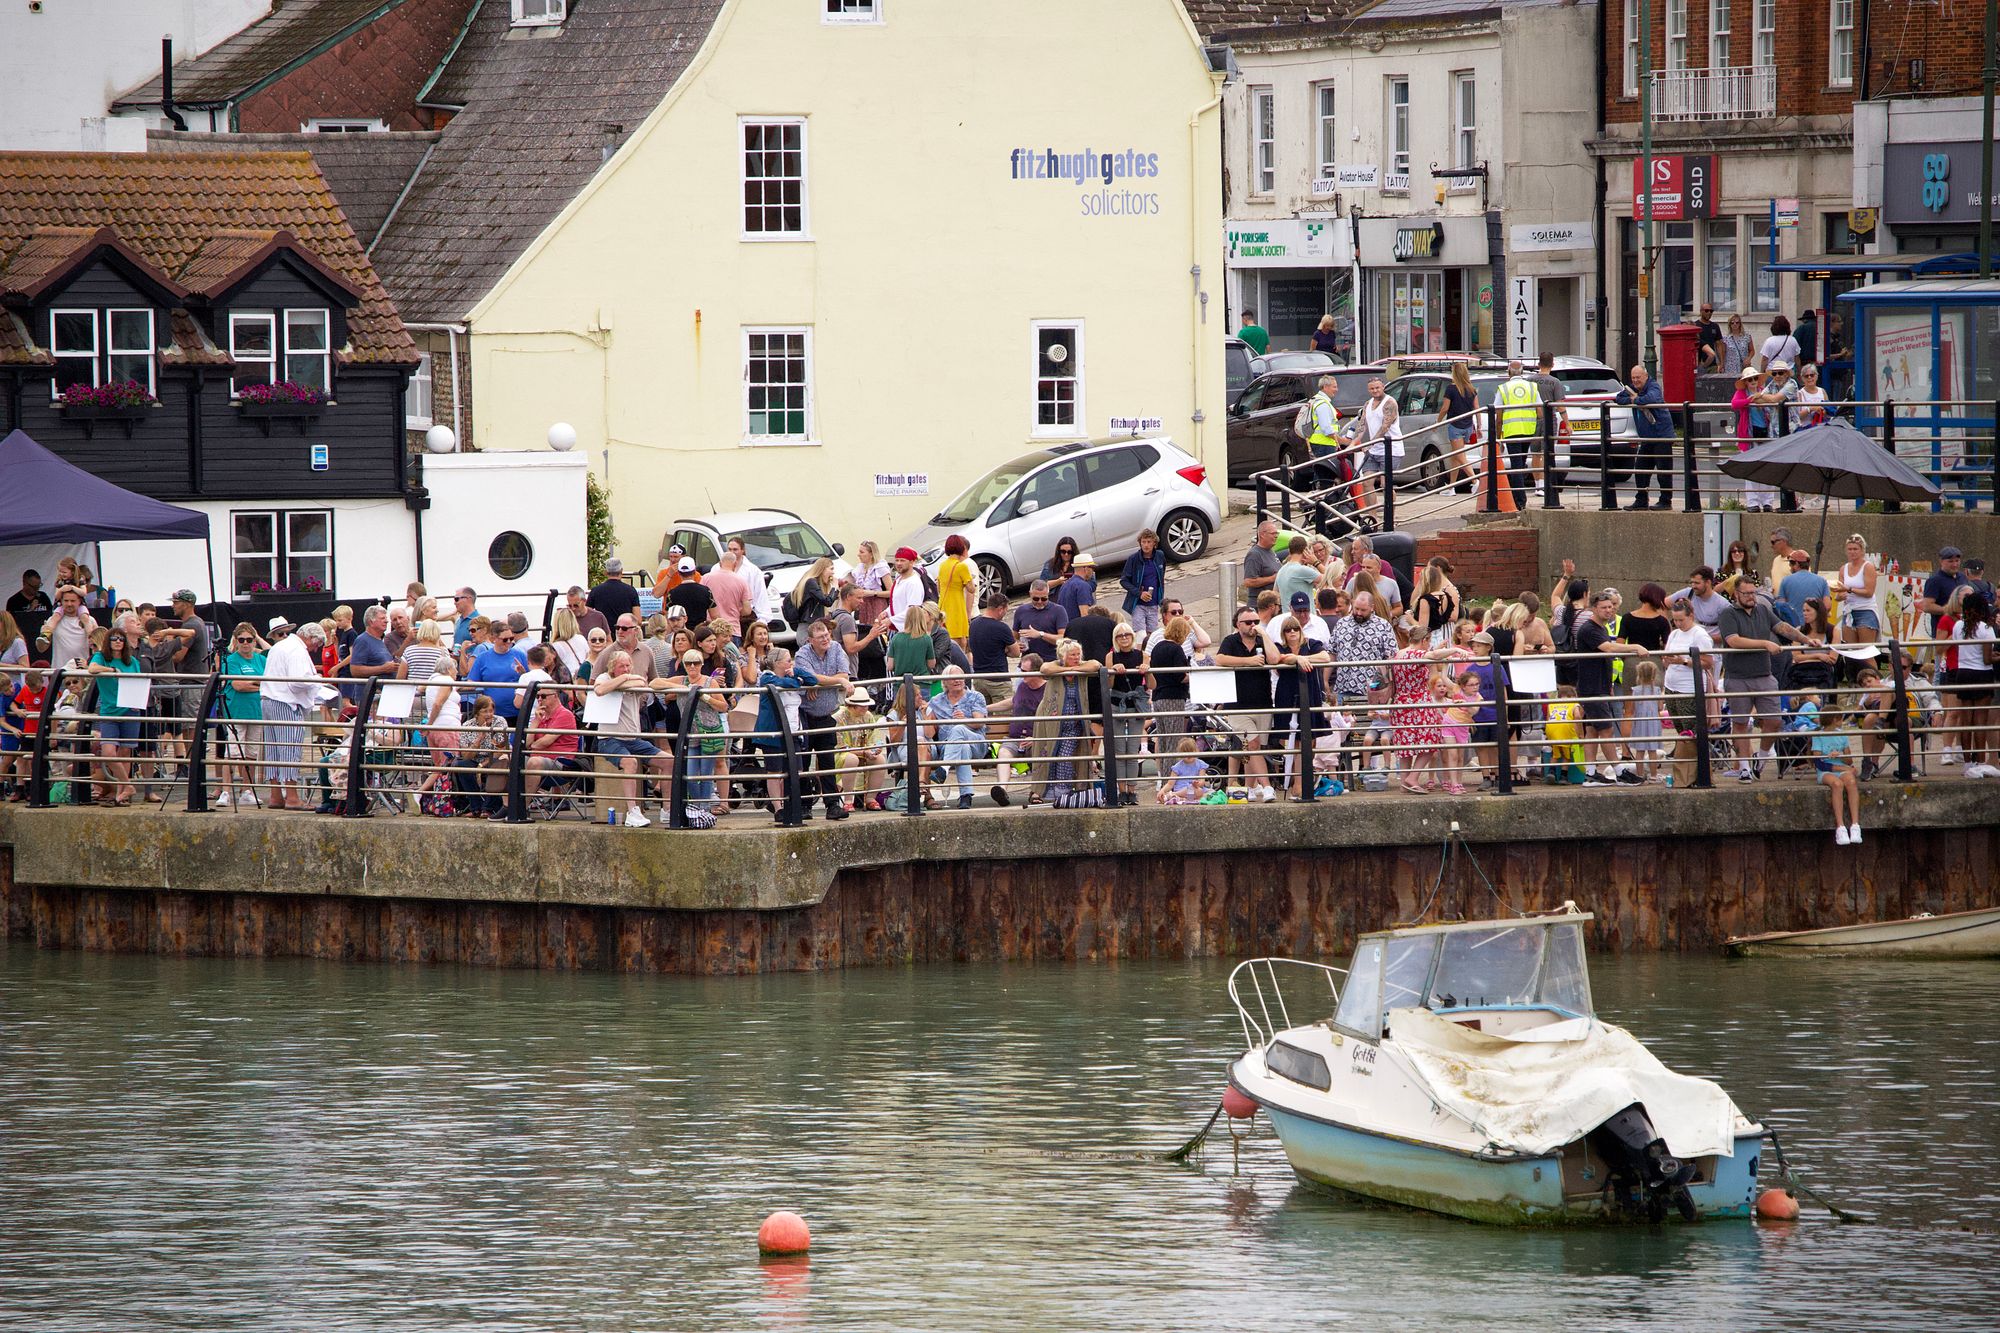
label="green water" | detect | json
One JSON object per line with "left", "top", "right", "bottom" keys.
{"left": 1, "top": 942, "right": 1996, "bottom": 1331}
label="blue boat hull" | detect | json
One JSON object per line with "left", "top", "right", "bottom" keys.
{"left": 1263, "top": 1103, "right": 1762, "bottom": 1226}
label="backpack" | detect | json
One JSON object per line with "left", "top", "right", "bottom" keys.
{"left": 919, "top": 564, "right": 940, "bottom": 603}
{"left": 1294, "top": 392, "right": 1332, "bottom": 441}
{"left": 1552, "top": 605, "right": 1577, "bottom": 653}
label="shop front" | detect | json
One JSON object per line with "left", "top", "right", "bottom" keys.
{"left": 1356, "top": 216, "right": 1492, "bottom": 359}
{"left": 1879, "top": 140, "right": 2000, "bottom": 257}
{"left": 1225, "top": 217, "right": 1357, "bottom": 355}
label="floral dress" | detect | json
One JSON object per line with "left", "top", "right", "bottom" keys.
{"left": 1389, "top": 646, "right": 1443, "bottom": 763}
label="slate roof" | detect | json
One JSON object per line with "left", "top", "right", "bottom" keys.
{"left": 1184, "top": 0, "right": 1383, "bottom": 38}
{"left": 113, "top": 0, "right": 418, "bottom": 110}
{"left": 0, "top": 151, "right": 417, "bottom": 367}
{"left": 371, "top": 0, "right": 728, "bottom": 324}
{"left": 148, "top": 130, "right": 441, "bottom": 245}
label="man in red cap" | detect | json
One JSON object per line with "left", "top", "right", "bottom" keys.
{"left": 890, "top": 546, "right": 927, "bottom": 622}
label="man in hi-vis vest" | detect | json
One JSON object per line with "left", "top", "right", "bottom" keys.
{"left": 1495, "top": 360, "right": 1542, "bottom": 512}
{"left": 1304, "top": 373, "right": 1341, "bottom": 490}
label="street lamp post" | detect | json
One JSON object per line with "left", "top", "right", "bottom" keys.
{"left": 1639, "top": 0, "right": 1657, "bottom": 374}
{"left": 1982, "top": 0, "right": 1997, "bottom": 278}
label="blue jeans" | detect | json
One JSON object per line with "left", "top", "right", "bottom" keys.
{"left": 686, "top": 753, "right": 716, "bottom": 805}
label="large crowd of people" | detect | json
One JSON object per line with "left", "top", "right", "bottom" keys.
{"left": 1, "top": 521, "right": 1992, "bottom": 845}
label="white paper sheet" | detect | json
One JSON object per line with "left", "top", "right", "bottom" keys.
{"left": 1506, "top": 657, "right": 1557, "bottom": 696}
{"left": 115, "top": 674, "right": 151, "bottom": 710}
{"left": 1189, "top": 669, "right": 1238, "bottom": 706}
{"left": 582, "top": 689, "right": 626, "bottom": 726}
{"left": 375, "top": 682, "right": 418, "bottom": 720}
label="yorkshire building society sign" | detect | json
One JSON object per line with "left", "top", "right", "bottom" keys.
{"left": 1224, "top": 218, "right": 1348, "bottom": 267}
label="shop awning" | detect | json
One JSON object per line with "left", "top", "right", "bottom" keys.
{"left": 1765, "top": 252, "right": 1980, "bottom": 277}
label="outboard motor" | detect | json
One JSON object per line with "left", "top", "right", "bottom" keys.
{"left": 1588, "top": 1104, "right": 1699, "bottom": 1222}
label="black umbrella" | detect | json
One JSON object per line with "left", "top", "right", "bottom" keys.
{"left": 1719, "top": 420, "right": 1941, "bottom": 563}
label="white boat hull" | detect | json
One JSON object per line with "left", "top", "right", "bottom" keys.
{"left": 1727, "top": 906, "right": 2000, "bottom": 958}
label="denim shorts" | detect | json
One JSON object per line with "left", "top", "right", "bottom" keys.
{"left": 596, "top": 734, "right": 661, "bottom": 760}
{"left": 1845, "top": 609, "right": 1880, "bottom": 631}
{"left": 95, "top": 718, "right": 139, "bottom": 742}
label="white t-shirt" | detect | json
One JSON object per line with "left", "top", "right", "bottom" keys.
{"left": 514, "top": 667, "right": 554, "bottom": 712}
{"left": 1663, "top": 624, "right": 1713, "bottom": 695}
{"left": 1759, "top": 334, "right": 1801, "bottom": 369}
{"left": 428, "top": 677, "right": 462, "bottom": 728}
{"left": 1951, "top": 620, "right": 1994, "bottom": 672}
{"left": 890, "top": 570, "right": 926, "bottom": 622}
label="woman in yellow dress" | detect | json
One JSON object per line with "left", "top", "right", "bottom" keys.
{"left": 937, "top": 534, "right": 976, "bottom": 648}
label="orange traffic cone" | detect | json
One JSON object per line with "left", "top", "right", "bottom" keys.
{"left": 1477, "top": 433, "right": 1518, "bottom": 514}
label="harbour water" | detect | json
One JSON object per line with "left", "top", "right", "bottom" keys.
{"left": 2, "top": 941, "right": 1996, "bottom": 1331}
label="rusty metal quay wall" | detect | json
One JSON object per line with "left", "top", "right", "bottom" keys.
{"left": 3, "top": 787, "right": 1994, "bottom": 975}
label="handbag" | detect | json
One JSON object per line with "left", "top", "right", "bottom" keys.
{"left": 727, "top": 696, "right": 762, "bottom": 733}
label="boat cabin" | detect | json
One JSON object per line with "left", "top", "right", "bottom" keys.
{"left": 1332, "top": 913, "right": 1595, "bottom": 1042}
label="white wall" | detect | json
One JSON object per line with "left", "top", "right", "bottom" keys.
{"left": 418, "top": 450, "right": 589, "bottom": 618}
{"left": 0, "top": 0, "right": 268, "bottom": 151}
{"left": 93, "top": 495, "right": 416, "bottom": 608}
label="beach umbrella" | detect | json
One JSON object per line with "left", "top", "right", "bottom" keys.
{"left": 1719, "top": 420, "right": 1940, "bottom": 563}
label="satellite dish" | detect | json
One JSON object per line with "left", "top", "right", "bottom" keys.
{"left": 423, "top": 425, "right": 456, "bottom": 454}
{"left": 548, "top": 422, "right": 577, "bottom": 452}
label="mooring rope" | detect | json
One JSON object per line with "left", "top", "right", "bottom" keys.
{"left": 1763, "top": 1126, "right": 1873, "bottom": 1224}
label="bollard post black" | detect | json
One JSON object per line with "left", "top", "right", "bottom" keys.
{"left": 767, "top": 681, "right": 803, "bottom": 827}
{"left": 185, "top": 668, "right": 223, "bottom": 813}
{"left": 1097, "top": 663, "right": 1121, "bottom": 807}
{"left": 342, "top": 676, "right": 383, "bottom": 817}
{"left": 1888, "top": 639, "right": 1915, "bottom": 783}
{"left": 669, "top": 680, "right": 700, "bottom": 829}
{"left": 1493, "top": 665, "right": 1514, "bottom": 796}
{"left": 1680, "top": 401, "right": 1699, "bottom": 511}
{"left": 900, "top": 674, "right": 924, "bottom": 816}
{"left": 1296, "top": 663, "right": 1316, "bottom": 804}
{"left": 1256, "top": 476, "right": 1269, "bottom": 528}
{"left": 502, "top": 681, "right": 537, "bottom": 824}
{"left": 1381, "top": 436, "right": 1397, "bottom": 533}
{"left": 25, "top": 667, "right": 62, "bottom": 808}
{"left": 1485, "top": 414, "right": 1502, "bottom": 512}
{"left": 1598, "top": 401, "right": 1616, "bottom": 511}
{"left": 1882, "top": 398, "right": 1902, "bottom": 512}
{"left": 1689, "top": 660, "right": 1714, "bottom": 789}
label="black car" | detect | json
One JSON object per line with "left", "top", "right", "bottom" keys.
{"left": 1226, "top": 365, "right": 1382, "bottom": 484}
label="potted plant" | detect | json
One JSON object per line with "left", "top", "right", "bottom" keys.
{"left": 59, "top": 380, "right": 158, "bottom": 437}
{"left": 243, "top": 576, "right": 326, "bottom": 601}
{"left": 236, "top": 380, "right": 331, "bottom": 434}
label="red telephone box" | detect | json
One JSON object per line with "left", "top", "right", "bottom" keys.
{"left": 1657, "top": 323, "right": 1700, "bottom": 402}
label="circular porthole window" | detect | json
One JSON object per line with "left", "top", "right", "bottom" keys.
{"left": 487, "top": 531, "right": 533, "bottom": 581}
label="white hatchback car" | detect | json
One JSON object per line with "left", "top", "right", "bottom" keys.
{"left": 902, "top": 436, "right": 1220, "bottom": 597}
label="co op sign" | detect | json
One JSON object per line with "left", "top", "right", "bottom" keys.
{"left": 1008, "top": 146, "right": 1164, "bottom": 217}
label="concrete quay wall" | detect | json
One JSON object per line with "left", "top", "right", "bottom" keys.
{"left": 3, "top": 785, "right": 1994, "bottom": 975}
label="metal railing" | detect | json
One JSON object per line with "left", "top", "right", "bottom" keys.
{"left": 1246, "top": 398, "right": 1998, "bottom": 534}
{"left": 1229, "top": 956, "right": 1346, "bottom": 1048}
{"left": 1651, "top": 65, "right": 1777, "bottom": 121}
{"left": 8, "top": 638, "right": 1990, "bottom": 823}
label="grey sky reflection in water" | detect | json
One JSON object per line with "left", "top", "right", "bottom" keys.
{"left": 0, "top": 944, "right": 1995, "bottom": 1332}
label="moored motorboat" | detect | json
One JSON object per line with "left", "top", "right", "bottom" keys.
{"left": 1227, "top": 906, "right": 1765, "bottom": 1225}
{"left": 1726, "top": 906, "right": 2000, "bottom": 958}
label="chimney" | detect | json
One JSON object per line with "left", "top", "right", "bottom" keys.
{"left": 162, "top": 37, "right": 189, "bottom": 132}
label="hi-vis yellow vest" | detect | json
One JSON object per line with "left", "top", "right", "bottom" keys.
{"left": 1497, "top": 376, "right": 1541, "bottom": 438}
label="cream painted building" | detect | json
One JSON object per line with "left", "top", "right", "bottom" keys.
{"left": 1212, "top": 0, "right": 1598, "bottom": 360}
{"left": 420, "top": 0, "right": 1226, "bottom": 561}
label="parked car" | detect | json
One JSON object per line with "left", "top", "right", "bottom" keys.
{"left": 1379, "top": 370, "right": 1507, "bottom": 490}
{"left": 658, "top": 509, "right": 844, "bottom": 644}
{"left": 1543, "top": 356, "right": 1637, "bottom": 464}
{"left": 1259, "top": 349, "right": 1343, "bottom": 373}
{"left": 903, "top": 437, "right": 1220, "bottom": 598}
{"left": 1226, "top": 365, "right": 1383, "bottom": 483}
{"left": 1224, "top": 336, "right": 1265, "bottom": 396}
{"left": 1383, "top": 356, "right": 1634, "bottom": 488}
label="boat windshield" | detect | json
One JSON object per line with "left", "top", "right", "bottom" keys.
{"left": 1337, "top": 921, "right": 1595, "bottom": 1039}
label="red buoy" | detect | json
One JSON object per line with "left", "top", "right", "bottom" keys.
{"left": 758, "top": 1210, "right": 812, "bottom": 1255}
{"left": 1222, "top": 1086, "right": 1258, "bottom": 1120}
{"left": 1755, "top": 1189, "right": 1800, "bottom": 1221}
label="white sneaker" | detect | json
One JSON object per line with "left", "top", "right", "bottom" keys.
{"left": 215, "top": 791, "right": 232, "bottom": 807}
{"left": 240, "top": 790, "right": 259, "bottom": 807}
{"left": 1259, "top": 785, "right": 1278, "bottom": 802}
{"left": 658, "top": 806, "right": 672, "bottom": 825}
{"left": 1834, "top": 825, "right": 1851, "bottom": 846}
{"left": 1941, "top": 746, "right": 1962, "bottom": 766}
{"left": 1848, "top": 823, "right": 1863, "bottom": 844}
{"left": 624, "top": 806, "right": 651, "bottom": 828}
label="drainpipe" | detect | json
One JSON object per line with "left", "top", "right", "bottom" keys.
{"left": 404, "top": 320, "right": 466, "bottom": 449}
{"left": 160, "top": 38, "right": 188, "bottom": 131}
{"left": 1190, "top": 85, "right": 1225, "bottom": 492}
{"left": 1594, "top": 0, "right": 1609, "bottom": 363}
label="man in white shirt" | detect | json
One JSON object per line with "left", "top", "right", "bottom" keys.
{"left": 889, "top": 546, "right": 926, "bottom": 622}
{"left": 1354, "top": 378, "right": 1403, "bottom": 515}
{"left": 259, "top": 619, "right": 327, "bottom": 811}
{"left": 725, "top": 536, "right": 780, "bottom": 626}
{"left": 1142, "top": 596, "right": 1213, "bottom": 660}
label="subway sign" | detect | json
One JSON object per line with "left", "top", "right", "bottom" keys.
{"left": 1632, "top": 154, "right": 1716, "bottom": 221}
{"left": 1393, "top": 221, "right": 1444, "bottom": 262}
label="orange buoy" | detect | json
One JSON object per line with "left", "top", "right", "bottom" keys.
{"left": 1755, "top": 1189, "right": 1800, "bottom": 1221}
{"left": 1222, "top": 1086, "right": 1258, "bottom": 1120}
{"left": 758, "top": 1210, "right": 812, "bottom": 1255}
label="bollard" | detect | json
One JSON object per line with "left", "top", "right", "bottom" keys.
{"left": 1381, "top": 435, "right": 1397, "bottom": 534}
{"left": 25, "top": 666, "right": 63, "bottom": 808}
{"left": 342, "top": 676, "right": 384, "bottom": 817}
{"left": 1888, "top": 639, "right": 1915, "bottom": 783}
{"left": 1882, "top": 398, "right": 1901, "bottom": 513}
{"left": 767, "top": 681, "right": 804, "bottom": 827}
{"left": 900, "top": 673, "right": 924, "bottom": 817}
{"left": 1680, "top": 401, "right": 1699, "bottom": 512}
{"left": 1598, "top": 400, "right": 1616, "bottom": 512}
{"left": 185, "top": 668, "right": 223, "bottom": 813}
{"left": 1097, "top": 662, "right": 1121, "bottom": 807}
{"left": 502, "top": 681, "right": 538, "bottom": 824}
{"left": 1689, "top": 660, "right": 1714, "bottom": 789}
{"left": 669, "top": 680, "right": 700, "bottom": 829}
{"left": 1295, "top": 663, "right": 1318, "bottom": 804}
{"left": 1493, "top": 665, "right": 1514, "bottom": 796}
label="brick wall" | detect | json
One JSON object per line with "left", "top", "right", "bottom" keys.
{"left": 239, "top": 0, "right": 474, "bottom": 133}
{"left": 406, "top": 329, "right": 473, "bottom": 451}
{"left": 1864, "top": 1, "right": 1988, "bottom": 100}
{"left": 1604, "top": 0, "right": 1857, "bottom": 125}
{"left": 1415, "top": 527, "right": 1540, "bottom": 602}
